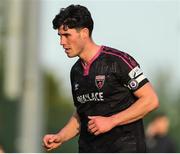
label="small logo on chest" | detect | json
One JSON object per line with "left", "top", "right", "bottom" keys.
{"left": 74, "top": 83, "right": 79, "bottom": 91}
{"left": 95, "top": 75, "right": 105, "bottom": 89}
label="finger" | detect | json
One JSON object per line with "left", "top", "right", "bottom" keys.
{"left": 88, "top": 123, "right": 96, "bottom": 130}
{"left": 52, "top": 142, "right": 62, "bottom": 149}
{"left": 94, "top": 130, "right": 101, "bottom": 136}
{"left": 43, "top": 137, "right": 50, "bottom": 147}
{"left": 47, "top": 147, "right": 52, "bottom": 151}
{"left": 52, "top": 136, "right": 60, "bottom": 143}
{"left": 43, "top": 140, "right": 51, "bottom": 148}
{"left": 90, "top": 127, "right": 98, "bottom": 133}
{"left": 42, "top": 142, "right": 47, "bottom": 148}
{"left": 43, "top": 135, "right": 55, "bottom": 146}
{"left": 46, "top": 142, "right": 62, "bottom": 152}
{"left": 88, "top": 119, "right": 94, "bottom": 125}
{"left": 46, "top": 142, "right": 59, "bottom": 151}
{"left": 43, "top": 144, "right": 52, "bottom": 151}
{"left": 88, "top": 116, "right": 96, "bottom": 119}
{"left": 43, "top": 142, "right": 52, "bottom": 149}
{"left": 44, "top": 137, "right": 55, "bottom": 149}
{"left": 49, "top": 137, "right": 55, "bottom": 143}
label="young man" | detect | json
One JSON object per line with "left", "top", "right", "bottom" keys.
{"left": 43, "top": 4, "right": 159, "bottom": 152}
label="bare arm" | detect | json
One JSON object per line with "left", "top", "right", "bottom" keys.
{"left": 43, "top": 111, "right": 80, "bottom": 151}
{"left": 111, "top": 82, "right": 159, "bottom": 125}
{"left": 59, "top": 111, "right": 81, "bottom": 141}
{"left": 88, "top": 83, "right": 159, "bottom": 135}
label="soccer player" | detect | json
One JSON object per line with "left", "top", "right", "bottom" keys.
{"left": 42, "top": 4, "right": 159, "bottom": 152}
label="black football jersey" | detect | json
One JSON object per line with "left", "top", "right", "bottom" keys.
{"left": 70, "top": 46, "right": 148, "bottom": 152}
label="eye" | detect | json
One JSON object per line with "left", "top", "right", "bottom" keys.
{"left": 64, "top": 34, "right": 70, "bottom": 38}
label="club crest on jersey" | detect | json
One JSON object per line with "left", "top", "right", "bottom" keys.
{"left": 95, "top": 75, "right": 105, "bottom": 89}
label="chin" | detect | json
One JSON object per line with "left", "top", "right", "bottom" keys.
{"left": 67, "top": 54, "right": 77, "bottom": 58}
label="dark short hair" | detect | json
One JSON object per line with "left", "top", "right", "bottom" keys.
{"left": 52, "top": 4, "right": 94, "bottom": 36}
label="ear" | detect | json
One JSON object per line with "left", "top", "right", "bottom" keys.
{"left": 80, "top": 28, "right": 89, "bottom": 39}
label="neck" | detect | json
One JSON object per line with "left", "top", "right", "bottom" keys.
{"left": 79, "top": 40, "right": 101, "bottom": 64}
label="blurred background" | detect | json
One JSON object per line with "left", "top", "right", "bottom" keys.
{"left": 0, "top": 0, "right": 180, "bottom": 152}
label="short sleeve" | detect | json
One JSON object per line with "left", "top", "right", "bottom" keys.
{"left": 117, "top": 53, "right": 149, "bottom": 92}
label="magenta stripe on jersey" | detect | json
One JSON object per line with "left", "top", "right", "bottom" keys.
{"left": 102, "top": 51, "right": 134, "bottom": 69}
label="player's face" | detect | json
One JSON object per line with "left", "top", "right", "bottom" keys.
{"left": 58, "top": 26, "right": 85, "bottom": 58}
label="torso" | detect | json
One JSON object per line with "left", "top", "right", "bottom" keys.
{"left": 70, "top": 46, "right": 148, "bottom": 152}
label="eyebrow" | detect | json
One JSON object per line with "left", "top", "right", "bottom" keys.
{"left": 58, "top": 32, "right": 70, "bottom": 36}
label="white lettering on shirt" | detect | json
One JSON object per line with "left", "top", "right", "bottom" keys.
{"left": 77, "top": 92, "right": 104, "bottom": 104}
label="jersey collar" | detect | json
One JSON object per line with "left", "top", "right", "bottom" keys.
{"left": 81, "top": 45, "right": 103, "bottom": 76}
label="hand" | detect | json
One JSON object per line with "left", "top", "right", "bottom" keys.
{"left": 87, "top": 116, "right": 115, "bottom": 136}
{"left": 42, "top": 133, "right": 64, "bottom": 151}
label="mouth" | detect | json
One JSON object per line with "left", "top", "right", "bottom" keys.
{"left": 64, "top": 47, "right": 71, "bottom": 53}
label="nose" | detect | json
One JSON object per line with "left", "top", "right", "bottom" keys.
{"left": 60, "top": 36, "right": 66, "bottom": 46}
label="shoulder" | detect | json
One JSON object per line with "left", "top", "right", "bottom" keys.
{"left": 101, "top": 46, "right": 139, "bottom": 69}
